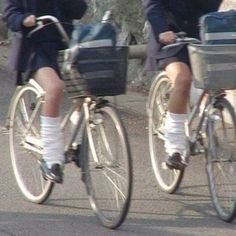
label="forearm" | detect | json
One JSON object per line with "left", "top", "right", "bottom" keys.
{"left": 2, "top": 0, "right": 31, "bottom": 32}
{"left": 144, "top": 0, "right": 169, "bottom": 40}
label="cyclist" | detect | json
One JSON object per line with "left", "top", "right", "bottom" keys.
{"left": 3, "top": 0, "right": 87, "bottom": 183}
{"left": 143, "top": 0, "right": 222, "bottom": 170}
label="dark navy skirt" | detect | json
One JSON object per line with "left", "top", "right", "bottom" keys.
{"left": 28, "top": 42, "right": 61, "bottom": 76}
{"left": 157, "top": 46, "right": 190, "bottom": 70}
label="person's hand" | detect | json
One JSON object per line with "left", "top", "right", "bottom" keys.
{"left": 23, "top": 15, "right": 36, "bottom": 27}
{"left": 159, "top": 31, "right": 176, "bottom": 44}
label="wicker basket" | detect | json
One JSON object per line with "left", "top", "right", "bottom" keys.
{"left": 188, "top": 44, "right": 236, "bottom": 90}
{"left": 59, "top": 46, "right": 128, "bottom": 98}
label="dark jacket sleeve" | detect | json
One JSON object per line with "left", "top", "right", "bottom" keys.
{"left": 144, "top": 0, "right": 169, "bottom": 40}
{"left": 60, "top": 0, "right": 87, "bottom": 20}
{"left": 2, "top": 0, "right": 31, "bottom": 32}
{"left": 198, "top": 0, "right": 223, "bottom": 13}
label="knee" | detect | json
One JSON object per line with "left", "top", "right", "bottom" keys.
{"left": 166, "top": 63, "right": 192, "bottom": 91}
{"left": 45, "top": 80, "right": 64, "bottom": 99}
{"left": 176, "top": 73, "right": 192, "bottom": 90}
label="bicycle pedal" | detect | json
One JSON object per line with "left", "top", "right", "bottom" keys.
{"left": 190, "top": 140, "right": 205, "bottom": 155}
{"left": 190, "top": 146, "right": 205, "bottom": 155}
{"left": 65, "top": 146, "right": 80, "bottom": 166}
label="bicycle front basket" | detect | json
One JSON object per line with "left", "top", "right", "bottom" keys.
{"left": 188, "top": 44, "right": 236, "bottom": 90}
{"left": 60, "top": 46, "right": 128, "bottom": 98}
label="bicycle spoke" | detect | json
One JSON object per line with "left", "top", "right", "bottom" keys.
{"left": 103, "top": 170, "right": 126, "bottom": 200}
{"left": 206, "top": 98, "right": 236, "bottom": 222}
{"left": 9, "top": 85, "right": 53, "bottom": 203}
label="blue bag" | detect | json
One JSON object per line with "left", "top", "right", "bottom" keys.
{"left": 62, "top": 22, "right": 128, "bottom": 98}
{"left": 200, "top": 10, "right": 236, "bottom": 44}
{"left": 70, "top": 22, "right": 117, "bottom": 47}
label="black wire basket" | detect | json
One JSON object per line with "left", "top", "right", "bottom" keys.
{"left": 59, "top": 46, "right": 129, "bottom": 98}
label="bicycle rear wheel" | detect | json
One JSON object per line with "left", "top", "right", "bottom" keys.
{"left": 148, "top": 72, "right": 184, "bottom": 193}
{"left": 206, "top": 97, "right": 236, "bottom": 222}
{"left": 9, "top": 84, "right": 54, "bottom": 203}
{"left": 82, "top": 103, "right": 132, "bottom": 229}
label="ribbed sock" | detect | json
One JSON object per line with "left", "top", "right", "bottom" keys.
{"left": 164, "top": 112, "right": 187, "bottom": 156}
{"left": 41, "top": 116, "right": 64, "bottom": 168}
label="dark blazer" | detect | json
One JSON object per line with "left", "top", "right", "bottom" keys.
{"left": 143, "top": 0, "right": 223, "bottom": 70}
{"left": 2, "top": 0, "right": 87, "bottom": 80}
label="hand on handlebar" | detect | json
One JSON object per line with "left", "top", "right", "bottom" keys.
{"left": 23, "top": 15, "right": 36, "bottom": 27}
{"left": 26, "top": 11, "right": 115, "bottom": 45}
{"left": 26, "top": 15, "right": 70, "bottom": 45}
{"left": 160, "top": 32, "right": 200, "bottom": 50}
{"left": 159, "top": 31, "right": 176, "bottom": 44}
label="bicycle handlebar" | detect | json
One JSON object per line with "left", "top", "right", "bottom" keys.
{"left": 27, "top": 15, "right": 70, "bottom": 46}
{"left": 162, "top": 32, "right": 201, "bottom": 50}
{"left": 27, "top": 10, "right": 114, "bottom": 47}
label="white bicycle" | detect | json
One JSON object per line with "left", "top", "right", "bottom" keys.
{"left": 7, "top": 14, "right": 133, "bottom": 229}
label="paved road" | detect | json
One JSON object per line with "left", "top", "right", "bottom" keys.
{"left": 0, "top": 45, "right": 236, "bottom": 235}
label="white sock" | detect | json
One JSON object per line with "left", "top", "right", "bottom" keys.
{"left": 41, "top": 116, "right": 64, "bottom": 168}
{"left": 70, "top": 111, "right": 85, "bottom": 145}
{"left": 164, "top": 112, "right": 187, "bottom": 157}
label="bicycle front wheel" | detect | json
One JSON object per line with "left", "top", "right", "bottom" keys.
{"left": 82, "top": 103, "right": 132, "bottom": 229}
{"left": 206, "top": 97, "right": 236, "bottom": 222}
{"left": 148, "top": 72, "right": 184, "bottom": 193}
{"left": 9, "top": 84, "right": 54, "bottom": 203}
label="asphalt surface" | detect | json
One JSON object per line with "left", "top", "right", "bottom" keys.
{"left": 0, "top": 44, "right": 236, "bottom": 235}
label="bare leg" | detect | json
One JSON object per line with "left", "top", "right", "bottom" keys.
{"left": 34, "top": 67, "right": 64, "bottom": 116}
{"left": 34, "top": 67, "right": 65, "bottom": 183}
{"left": 164, "top": 62, "right": 192, "bottom": 169}
{"left": 166, "top": 62, "right": 192, "bottom": 114}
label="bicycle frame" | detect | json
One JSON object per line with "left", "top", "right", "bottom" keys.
{"left": 186, "top": 90, "right": 206, "bottom": 145}
{"left": 186, "top": 89, "right": 226, "bottom": 156}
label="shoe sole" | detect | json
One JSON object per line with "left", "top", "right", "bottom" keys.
{"left": 42, "top": 172, "right": 63, "bottom": 184}
{"left": 165, "top": 160, "right": 186, "bottom": 170}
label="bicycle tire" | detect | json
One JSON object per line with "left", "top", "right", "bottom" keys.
{"left": 206, "top": 97, "right": 236, "bottom": 222}
{"left": 81, "top": 103, "right": 132, "bottom": 229}
{"left": 148, "top": 72, "right": 184, "bottom": 193}
{"left": 9, "top": 84, "right": 54, "bottom": 203}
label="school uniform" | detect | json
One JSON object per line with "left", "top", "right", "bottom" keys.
{"left": 143, "top": 0, "right": 223, "bottom": 70}
{"left": 3, "top": 0, "right": 87, "bottom": 84}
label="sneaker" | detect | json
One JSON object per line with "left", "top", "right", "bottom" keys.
{"left": 41, "top": 163, "right": 63, "bottom": 184}
{"left": 165, "top": 152, "right": 186, "bottom": 170}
